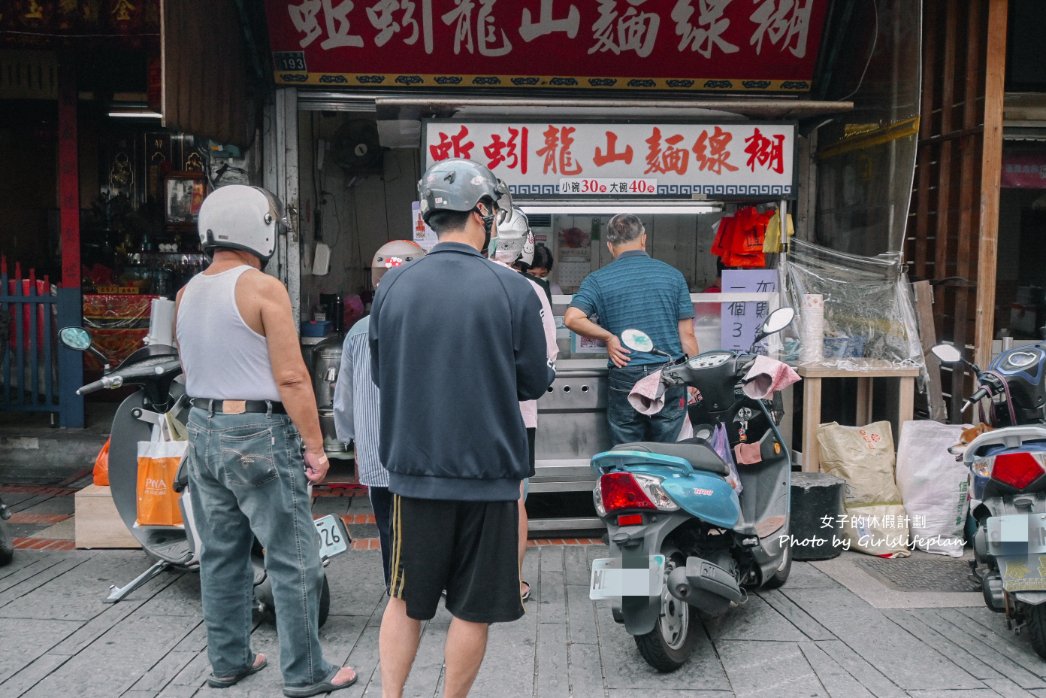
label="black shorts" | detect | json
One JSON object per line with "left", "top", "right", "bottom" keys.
{"left": 389, "top": 494, "right": 523, "bottom": 623}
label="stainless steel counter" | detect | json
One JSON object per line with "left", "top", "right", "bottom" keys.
{"left": 531, "top": 359, "right": 610, "bottom": 531}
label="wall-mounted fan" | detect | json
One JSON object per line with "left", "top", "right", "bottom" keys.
{"left": 331, "top": 119, "right": 384, "bottom": 176}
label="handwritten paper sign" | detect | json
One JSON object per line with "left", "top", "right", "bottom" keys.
{"left": 721, "top": 269, "right": 778, "bottom": 352}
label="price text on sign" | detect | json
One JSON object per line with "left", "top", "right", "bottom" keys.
{"left": 559, "top": 179, "right": 658, "bottom": 195}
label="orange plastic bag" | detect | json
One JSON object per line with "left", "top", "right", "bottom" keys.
{"left": 93, "top": 437, "right": 111, "bottom": 486}
{"left": 135, "top": 418, "right": 186, "bottom": 527}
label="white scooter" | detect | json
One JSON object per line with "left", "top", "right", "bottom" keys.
{"left": 59, "top": 326, "right": 347, "bottom": 625}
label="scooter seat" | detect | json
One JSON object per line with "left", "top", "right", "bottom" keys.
{"left": 611, "top": 438, "right": 729, "bottom": 476}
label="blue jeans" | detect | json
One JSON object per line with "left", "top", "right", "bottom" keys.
{"left": 186, "top": 408, "right": 336, "bottom": 688}
{"left": 607, "top": 364, "right": 686, "bottom": 445}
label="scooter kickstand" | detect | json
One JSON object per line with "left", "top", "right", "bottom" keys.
{"left": 105, "top": 560, "right": 171, "bottom": 603}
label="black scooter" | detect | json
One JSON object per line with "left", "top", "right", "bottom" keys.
{"left": 933, "top": 341, "right": 1046, "bottom": 658}
{"left": 59, "top": 326, "right": 346, "bottom": 625}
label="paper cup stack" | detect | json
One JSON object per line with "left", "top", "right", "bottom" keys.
{"left": 800, "top": 294, "right": 824, "bottom": 363}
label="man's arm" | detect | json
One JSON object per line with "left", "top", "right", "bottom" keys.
{"left": 564, "top": 307, "right": 630, "bottom": 368}
{"left": 368, "top": 287, "right": 384, "bottom": 389}
{"left": 254, "top": 274, "right": 329, "bottom": 483}
{"left": 516, "top": 291, "right": 556, "bottom": 401}
{"left": 678, "top": 318, "right": 698, "bottom": 357}
{"left": 332, "top": 332, "right": 355, "bottom": 445}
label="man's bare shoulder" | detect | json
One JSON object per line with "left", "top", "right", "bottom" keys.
{"left": 238, "top": 268, "right": 287, "bottom": 298}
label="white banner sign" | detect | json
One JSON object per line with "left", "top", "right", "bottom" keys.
{"left": 423, "top": 120, "right": 795, "bottom": 200}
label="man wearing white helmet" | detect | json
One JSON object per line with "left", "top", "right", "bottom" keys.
{"left": 333, "top": 239, "right": 426, "bottom": 592}
{"left": 490, "top": 206, "right": 558, "bottom": 604}
{"left": 175, "top": 185, "right": 357, "bottom": 696}
{"left": 371, "top": 160, "right": 554, "bottom": 697}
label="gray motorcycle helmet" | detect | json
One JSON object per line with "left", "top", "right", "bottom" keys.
{"left": 417, "top": 159, "right": 510, "bottom": 224}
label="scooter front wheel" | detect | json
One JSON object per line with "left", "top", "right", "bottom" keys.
{"left": 634, "top": 549, "right": 696, "bottom": 672}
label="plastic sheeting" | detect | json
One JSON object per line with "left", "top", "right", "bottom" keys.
{"left": 784, "top": 239, "right": 923, "bottom": 371}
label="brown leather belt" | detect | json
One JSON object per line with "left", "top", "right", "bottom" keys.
{"left": 190, "top": 398, "right": 286, "bottom": 415}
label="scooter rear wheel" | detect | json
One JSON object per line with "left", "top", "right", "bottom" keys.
{"left": 0, "top": 521, "right": 12, "bottom": 567}
{"left": 634, "top": 550, "right": 696, "bottom": 672}
{"left": 255, "top": 574, "right": 332, "bottom": 628}
{"left": 1028, "top": 603, "right": 1046, "bottom": 659}
{"left": 761, "top": 543, "right": 792, "bottom": 590}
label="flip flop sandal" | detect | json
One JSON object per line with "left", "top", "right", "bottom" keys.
{"left": 207, "top": 653, "right": 267, "bottom": 688}
{"left": 283, "top": 667, "right": 359, "bottom": 697}
{"left": 521, "top": 580, "right": 531, "bottom": 602}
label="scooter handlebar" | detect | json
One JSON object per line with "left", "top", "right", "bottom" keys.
{"left": 76, "top": 375, "right": 123, "bottom": 395}
{"left": 75, "top": 359, "right": 178, "bottom": 395}
{"left": 961, "top": 386, "right": 990, "bottom": 415}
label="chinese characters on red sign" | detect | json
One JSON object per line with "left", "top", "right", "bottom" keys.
{"left": 424, "top": 121, "right": 794, "bottom": 195}
{"left": 265, "top": 1, "right": 829, "bottom": 91}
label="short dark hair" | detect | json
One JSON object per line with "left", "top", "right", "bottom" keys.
{"left": 531, "top": 243, "right": 554, "bottom": 271}
{"left": 426, "top": 209, "right": 471, "bottom": 236}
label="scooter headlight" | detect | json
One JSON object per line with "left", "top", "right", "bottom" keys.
{"left": 632, "top": 473, "right": 679, "bottom": 511}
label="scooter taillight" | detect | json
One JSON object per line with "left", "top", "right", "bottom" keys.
{"left": 988, "top": 452, "right": 1046, "bottom": 490}
{"left": 599, "top": 472, "right": 657, "bottom": 513}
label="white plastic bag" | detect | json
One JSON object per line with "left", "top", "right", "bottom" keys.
{"left": 895, "top": 420, "right": 969, "bottom": 557}
{"left": 711, "top": 423, "right": 742, "bottom": 493}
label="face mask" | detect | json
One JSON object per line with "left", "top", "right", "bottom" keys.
{"left": 486, "top": 234, "right": 499, "bottom": 259}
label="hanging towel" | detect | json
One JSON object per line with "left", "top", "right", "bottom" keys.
{"left": 627, "top": 370, "right": 666, "bottom": 415}
{"left": 742, "top": 355, "right": 801, "bottom": 399}
{"left": 734, "top": 441, "right": 763, "bottom": 465}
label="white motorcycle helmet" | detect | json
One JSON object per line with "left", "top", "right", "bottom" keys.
{"left": 197, "top": 185, "right": 284, "bottom": 263}
{"left": 491, "top": 206, "right": 535, "bottom": 267}
{"left": 371, "top": 239, "right": 426, "bottom": 287}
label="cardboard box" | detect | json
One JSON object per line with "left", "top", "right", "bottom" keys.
{"left": 75, "top": 484, "right": 141, "bottom": 549}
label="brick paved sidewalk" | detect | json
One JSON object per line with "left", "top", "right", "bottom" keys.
{"left": 2, "top": 475, "right": 1045, "bottom": 696}
{"left": 1, "top": 541, "right": 1045, "bottom": 696}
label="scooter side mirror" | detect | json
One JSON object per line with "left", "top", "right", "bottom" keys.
{"left": 751, "top": 307, "right": 796, "bottom": 347}
{"left": 59, "top": 326, "right": 92, "bottom": 350}
{"left": 620, "top": 328, "right": 654, "bottom": 353}
{"left": 619, "top": 328, "right": 674, "bottom": 360}
{"left": 59, "top": 326, "right": 111, "bottom": 368}
{"left": 930, "top": 344, "right": 963, "bottom": 364}
{"left": 760, "top": 307, "right": 795, "bottom": 336}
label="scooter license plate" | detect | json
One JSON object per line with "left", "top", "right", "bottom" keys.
{"left": 589, "top": 555, "right": 665, "bottom": 600}
{"left": 314, "top": 514, "right": 350, "bottom": 559}
{"left": 999, "top": 554, "right": 1046, "bottom": 592}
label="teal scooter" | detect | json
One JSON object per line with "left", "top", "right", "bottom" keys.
{"left": 589, "top": 307, "right": 796, "bottom": 672}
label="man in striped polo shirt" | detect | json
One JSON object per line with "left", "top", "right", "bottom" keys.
{"left": 333, "top": 240, "right": 426, "bottom": 592}
{"left": 565, "top": 213, "right": 698, "bottom": 445}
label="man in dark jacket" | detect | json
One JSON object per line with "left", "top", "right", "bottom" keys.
{"left": 370, "top": 159, "right": 554, "bottom": 698}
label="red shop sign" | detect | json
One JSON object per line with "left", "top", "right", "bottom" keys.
{"left": 1002, "top": 150, "right": 1046, "bottom": 189}
{"left": 264, "top": 0, "right": 829, "bottom": 93}
{"left": 423, "top": 120, "right": 796, "bottom": 199}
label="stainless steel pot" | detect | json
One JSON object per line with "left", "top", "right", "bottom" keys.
{"left": 311, "top": 335, "right": 343, "bottom": 411}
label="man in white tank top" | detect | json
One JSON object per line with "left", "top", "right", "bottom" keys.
{"left": 175, "top": 186, "right": 357, "bottom": 697}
